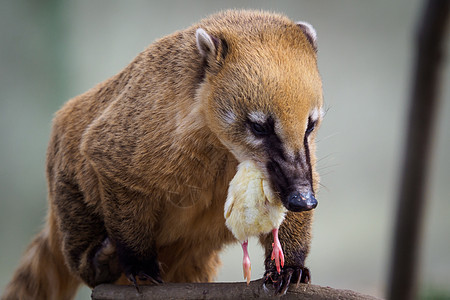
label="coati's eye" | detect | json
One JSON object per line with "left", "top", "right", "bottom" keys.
{"left": 250, "top": 122, "right": 269, "bottom": 136}
{"left": 306, "top": 117, "right": 316, "bottom": 135}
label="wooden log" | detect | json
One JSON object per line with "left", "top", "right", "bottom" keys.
{"left": 92, "top": 280, "right": 380, "bottom": 299}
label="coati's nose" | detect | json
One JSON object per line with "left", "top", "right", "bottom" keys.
{"left": 287, "top": 191, "right": 318, "bottom": 212}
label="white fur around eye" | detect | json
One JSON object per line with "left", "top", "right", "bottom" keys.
{"left": 310, "top": 107, "right": 324, "bottom": 122}
{"left": 223, "top": 111, "right": 237, "bottom": 126}
{"left": 247, "top": 111, "right": 267, "bottom": 124}
{"left": 246, "top": 111, "right": 267, "bottom": 146}
{"left": 245, "top": 133, "right": 264, "bottom": 147}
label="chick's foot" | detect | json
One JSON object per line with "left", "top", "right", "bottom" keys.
{"left": 270, "top": 228, "right": 284, "bottom": 274}
{"left": 241, "top": 240, "right": 251, "bottom": 285}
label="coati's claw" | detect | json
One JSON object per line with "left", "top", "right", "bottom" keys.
{"left": 125, "top": 270, "right": 163, "bottom": 294}
{"left": 267, "top": 268, "right": 293, "bottom": 296}
{"left": 293, "top": 268, "right": 302, "bottom": 287}
{"left": 298, "top": 266, "right": 311, "bottom": 284}
{"left": 116, "top": 242, "right": 162, "bottom": 291}
{"left": 126, "top": 272, "right": 141, "bottom": 293}
{"left": 263, "top": 266, "right": 311, "bottom": 296}
{"left": 137, "top": 271, "right": 163, "bottom": 285}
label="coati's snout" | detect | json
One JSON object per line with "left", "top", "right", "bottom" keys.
{"left": 287, "top": 191, "right": 317, "bottom": 212}
{"left": 266, "top": 155, "right": 318, "bottom": 213}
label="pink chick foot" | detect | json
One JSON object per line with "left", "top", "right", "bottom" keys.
{"left": 271, "top": 228, "right": 284, "bottom": 274}
{"left": 242, "top": 240, "right": 251, "bottom": 285}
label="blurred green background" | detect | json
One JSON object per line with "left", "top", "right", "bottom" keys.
{"left": 1, "top": 1, "right": 449, "bottom": 299}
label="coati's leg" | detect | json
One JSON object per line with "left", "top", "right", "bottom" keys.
{"left": 99, "top": 180, "right": 162, "bottom": 288}
{"left": 158, "top": 240, "right": 222, "bottom": 282}
{"left": 259, "top": 210, "right": 313, "bottom": 295}
{"left": 52, "top": 175, "right": 122, "bottom": 287}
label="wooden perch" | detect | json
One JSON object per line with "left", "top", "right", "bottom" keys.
{"left": 92, "top": 280, "right": 379, "bottom": 299}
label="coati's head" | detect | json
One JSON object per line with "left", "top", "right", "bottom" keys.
{"left": 195, "top": 11, "right": 323, "bottom": 212}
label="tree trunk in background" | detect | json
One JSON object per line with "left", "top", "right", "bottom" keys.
{"left": 387, "top": 0, "right": 449, "bottom": 299}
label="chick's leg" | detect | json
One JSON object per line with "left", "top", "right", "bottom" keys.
{"left": 271, "top": 228, "right": 284, "bottom": 274}
{"left": 242, "top": 240, "right": 251, "bottom": 285}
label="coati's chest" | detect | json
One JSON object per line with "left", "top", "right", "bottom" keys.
{"left": 154, "top": 152, "right": 237, "bottom": 248}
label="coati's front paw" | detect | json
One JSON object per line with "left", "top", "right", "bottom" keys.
{"left": 123, "top": 262, "right": 163, "bottom": 292}
{"left": 92, "top": 237, "right": 122, "bottom": 285}
{"left": 116, "top": 242, "right": 162, "bottom": 292}
{"left": 263, "top": 266, "right": 311, "bottom": 296}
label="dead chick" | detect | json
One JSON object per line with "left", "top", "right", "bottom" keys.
{"left": 224, "top": 160, "right": 287, "bottom": 285}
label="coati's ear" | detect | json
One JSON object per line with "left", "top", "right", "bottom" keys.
{"left": 196, "top": 28, "right": 228, "bottom": 73}
{"left": 296, "top": 21, "right": 318, "bottom": 52}
{"left": 196, "top": 28, "right": 216, "bottom": 58}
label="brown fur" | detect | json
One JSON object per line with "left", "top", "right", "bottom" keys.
{"left": 2, "top": 214, "right": 80, "bottom": 300}
{"left": 2, "top": 10, "right": 322, "bottom": 299}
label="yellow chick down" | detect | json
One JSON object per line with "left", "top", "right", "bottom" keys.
{"left": 224, "top": 160, "right": 287, "bottom": 241}
{"left": 224, "top": 160, "right": 287, "bottom": 284}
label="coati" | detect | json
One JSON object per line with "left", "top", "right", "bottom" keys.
{"left": 2, "top": 9, "right": 323, "bottom": 299}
